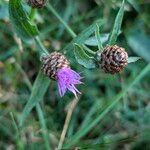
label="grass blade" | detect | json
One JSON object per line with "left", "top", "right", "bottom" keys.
{"left": 108, "top": 0, "right": 125, "bottom": 45}
{"left": 16, "top": 62, "right": 51, "bottom": 149}
{"left": 78, "top": 100, "right": 100, "bottom": 131}
{"left": 36, "top": 104, "right": 51, "bottom": 150}
{"left": 126, "top": 27, "right": 150, "bottom": 62}
{"left": 64, "top": 63, "right": 150, "bottom": 148}
{"left": 47, "top": 3, "right": 76, "bottom": 38}
{"left": 19, "top": 72, "right": 50, "bottom": 127}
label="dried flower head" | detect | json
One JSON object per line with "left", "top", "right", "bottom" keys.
{"left": 27, "top": 0, "right": 46, "bottom": 8}
{"left": 97, "top": 45, "right": 128, "bottom": 74}
{"left": 41, "top": 52, "right": 82, "bottom": 98}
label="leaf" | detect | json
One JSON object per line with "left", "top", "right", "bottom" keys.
{"left": 108, "top": 0, "right": 125, "bottom": 45}
{"left": 19, "top": 72, "right": 50, "bottom": 127}
{"left": 126, "top": 28, "right": 150, "bottom": 62}
{"left": 64, "top": 64, "right": 150, "bottom": 149}
{"left": 0, "top": 2, "right": 9, "bottom": 20}
{"left": 63, "top": 19, "right": 106, "bottom": 52}
{"left": 74, "top": 44, "right": 96, "bottom": 69}
{"left": 95, "top": 24, "right": 103, "bottom": 51}
{"left": 128, "top": 57, "right": 141, "bottom": 63}
{"left": 9, "top": 0, "right": 38, "bottom": 40}
{"left": 36, "top": 104, "right": 51, "bottom": 150}
{"left": 127, "top": 0, "right": 140, "bottom": 12}
{"left": 84, "top": 34, "right": 109, "bottom": 46}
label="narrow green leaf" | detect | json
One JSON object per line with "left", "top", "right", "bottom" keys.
{"left": 95, "top": 24, "right": 103, "bottom": 51}
{"left": 127, "top": 0, "right": 140, "bottom": 12}
{"left": 78, "top": 100, "right": 100, "bottom": 131}
{"left": 63, "top": 19, "right": 105, "bottom": 52}
{"left": 64, "top": 64, "right": 150, "bottom": 148}
{"left": 19, "top": 72, "right": 50, "bottom": 126}
{"left": 126, "top": 28, "right": 150, "bottom": 62}
{"left": 36, "top": 104, "right": 51, "bottom": 150}
{"left": 85, "top": 34, "right": 109, "bottom": 46}
{"left": 9, "top": 0, "right": 38, "bottom": 40}
{"left": 15, "top": 62, "right": 51, "bottom": 149}
{"left": 47, "top": 3, "right": 76, "bottom": 38}
{"left": 0, "top": 2, "right": 9, "bottom": 20}
{"left": 10, "top": 112, "right": 19, "bottom": 136}
{"left": 108, "top": 0, "right": 125, "bottom": 45}
{"left": 128, "top": 57, "right": 141, "bottom": 63}
{"left": 74, "top": 43, "right": 96, "bottom": 69}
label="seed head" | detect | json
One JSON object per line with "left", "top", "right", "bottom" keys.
{"left": 97, "top": 45, "right": 128, "bottom": 74}
{"left": 27, "top": 0, "right": 46, "bottom": 8}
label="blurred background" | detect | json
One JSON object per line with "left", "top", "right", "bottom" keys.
{"left": 0, "top": 0, "right": 150, "bottom": 149}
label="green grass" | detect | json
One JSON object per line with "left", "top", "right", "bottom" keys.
{"left": 0, "top": 0, "right": 150, "bottom": 149}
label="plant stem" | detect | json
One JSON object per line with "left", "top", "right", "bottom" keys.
{"left": 57, "top": 98, "right": 79, "bottom": 150}
{"left": 47, "top": 3, "right": 96, "bottom": 55}
{"left": 47, "top": 3, "right": 76, "bottom": 38}
{"left": 34, "top": 36, "right": 49, "bottom": 57}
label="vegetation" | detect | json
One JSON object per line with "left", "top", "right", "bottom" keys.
{"left": 0, "top": 0, "right": 150, "bottom": 149}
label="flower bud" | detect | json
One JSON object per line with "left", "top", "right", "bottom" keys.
{"left": 97, "top": 45, "right": 128, "bottom": 74}
{"left": 27, "top": 0, "right": 46, "bottom": 8}
{"left": 41, "top": 52, "right": 70, "bottom": 80}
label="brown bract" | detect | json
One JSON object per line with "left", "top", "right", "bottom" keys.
{"left": 97, "top": 45, "right": 128, "bottom": 74}
{"left": 27, "top": 0, "right": 47, "bottom": 8}
{"left": 41, "top": 52, "right": 70, "bottom": 80}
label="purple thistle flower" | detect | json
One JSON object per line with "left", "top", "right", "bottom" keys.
{"left": 56, "top": 67, "right": 82, "bottom": 98}
{"left": 41, "top": 52, "right": 82, "bottom": 98}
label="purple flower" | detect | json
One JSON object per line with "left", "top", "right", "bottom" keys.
{"left": 56, "top": 67, "right": 82, "bottom": 98}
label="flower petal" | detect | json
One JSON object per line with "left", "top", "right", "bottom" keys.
{"left": 56, "top": 67, "right": 82, "bottom": 97}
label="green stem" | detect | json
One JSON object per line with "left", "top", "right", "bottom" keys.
{"left": 34, "top": 36, "right": 49, "bottom": 57}
{"left": 47, "top": 3, "right": 76, "bottom": 38}
{"left": 47, "top": 3, "right": 96, "bottom": 55}
{"left": 29, "top": 8, "right": 49, "bottom": 58}
{"left": 29, "top": 8, "right": 36, "bottom": 21}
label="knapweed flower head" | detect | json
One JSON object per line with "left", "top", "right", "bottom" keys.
{"left": 57, "top": 68, "right": 82, "bottom": 98}
{"left": 97, "top": 45, "right": 128, "bottom": 74}
{"left": 41, "top": 52, "right": 82, "bottom": 98}
{"left": 27, "top": 0, "right": 47, "bottom": 8}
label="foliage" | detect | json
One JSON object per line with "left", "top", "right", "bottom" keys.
{"left": 0, "top": 0, "right": 150, "bottom": 149}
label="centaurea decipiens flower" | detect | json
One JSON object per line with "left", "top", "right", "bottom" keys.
{"left": 41, "top": 52, "right": 82, "bottom": 98}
